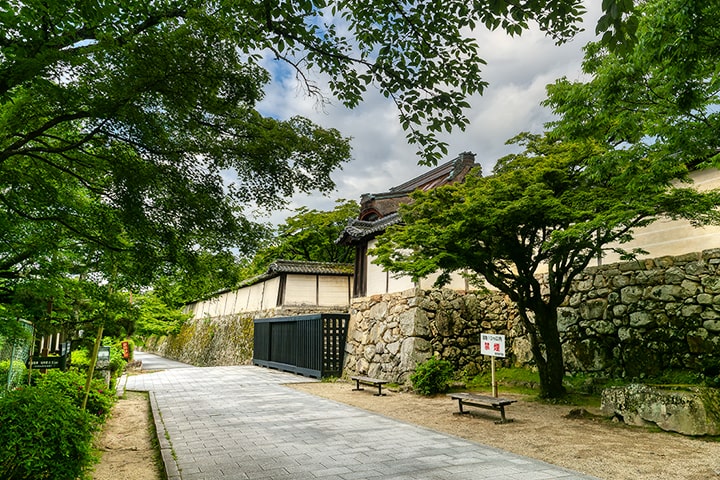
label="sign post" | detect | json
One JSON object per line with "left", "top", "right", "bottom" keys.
{"left": 481, "top": 333, "right": 506, "bottom": 397}
{"left": 96, "top": 346, "right": 111, "bottom": 370}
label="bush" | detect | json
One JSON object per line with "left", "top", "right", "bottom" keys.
{"left": 106, "top": 342, "right": 127, "bottom": 375}
{"left": 68, "top": 342, "right": 127, "bottom": 394}
{"left": 70, "top": 348, "right": 92, "bottom": 370}
{"left": 0, "top": 386, "right": 98, "bottom": 480}
{"left": 411, "top": 357, "right": 454, "bottom": 395}
{"left": 36, "top": 369, "right": 115, "bottom": 420}
{"left": 73, "top": 341, "right": 129, "bottom": 376}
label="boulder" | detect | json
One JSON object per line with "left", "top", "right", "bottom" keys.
{"left": 601, "top": 384, "right": 720, "bottom": 436}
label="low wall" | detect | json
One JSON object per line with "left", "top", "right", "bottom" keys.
{"left": 146, "top": 250, "right": 720, "bottom": 378}
{"left": 345, "top": 249, "right": 720, "bottom": 383}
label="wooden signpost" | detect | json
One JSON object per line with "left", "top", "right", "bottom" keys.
{"left": 480, "top": 333, "right": 506, "bottom": 397}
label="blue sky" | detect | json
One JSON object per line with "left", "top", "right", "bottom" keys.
{"left": 255, "top": 0, "right": 603, "bottom": 227}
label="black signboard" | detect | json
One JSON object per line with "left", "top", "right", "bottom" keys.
{"left": 28, "top": 356, "right": 67, "bottom": 370}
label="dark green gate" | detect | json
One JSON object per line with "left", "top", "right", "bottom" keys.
{"left": 253, "top": 313, "right": 349, "bottom": 378}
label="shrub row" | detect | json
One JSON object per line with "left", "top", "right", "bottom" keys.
{"left": 0, "top": 338, "right": 132, "bottom": 479}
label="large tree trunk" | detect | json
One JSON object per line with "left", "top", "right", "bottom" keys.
{"left": 522, "top": 304, "right": 566, "bottom": 399}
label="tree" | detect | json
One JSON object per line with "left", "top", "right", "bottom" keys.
{"left": 1, "top": 1, "right": 351, "bottom": 293}
{"left": 0, "top": 1, "right": 636, "bottom": 292}
{"left": 132, "top": 292, "right": 190, "bottom": 338}
{"left": 544, "top": 0, "right": 719, "bottom": 174}
{"left": 373, "top": 133, "right": 720, "bottom": 398}
{"left": 0, "top": 0, "right": 610, "bottom": 164}
{"left": 0, "top": 0, "right": 635, "bottom": 337}
{"left": 148, "top": 249, "right": 261, "bottom": 309}
{"left": 244, "top": 199, "right": 359, "bottom": 277}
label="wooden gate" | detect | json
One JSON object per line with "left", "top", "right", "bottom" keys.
{"left": 253, "top": 313, "right": 349, "bottom": 378}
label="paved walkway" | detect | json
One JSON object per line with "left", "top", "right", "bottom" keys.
{"left": 123, "top": 353, "right": 598, "bottom": 480}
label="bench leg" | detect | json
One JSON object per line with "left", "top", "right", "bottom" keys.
{"left": 456, "top": 399, "right": 467, "bottom": 414}
{"left": 374, "top": 383, "right": 386, "bottom": 396}
{"left": 352, "top": 379, "right": 364, "bottom": 391}
{"left": 495, "top": 406, "right": 513, "bottom": 424}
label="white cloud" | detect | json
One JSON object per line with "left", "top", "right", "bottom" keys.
{"left": 254, "top": 0, "right": 603, "bottom": 226}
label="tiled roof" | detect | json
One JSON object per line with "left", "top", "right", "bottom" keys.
{"left": 236, "top": 260, "right": 353, "bottom": 288}
{"left": 339, "top": 152, "right": 478, "bottom": 245}
{"left": 336, "top": 213, "right": 401, "bottom": 244}
{"left": 388, "top": 153, "right": 474, "bottom": 193}
{"left": 188, "top": 260, "right": 353, "bottom": 304}
{"left": 266, "top": 260, "right": 354, "bottom": 275}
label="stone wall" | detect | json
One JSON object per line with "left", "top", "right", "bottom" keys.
{"left": 344, "top": 288, "right": 525, "bottom": 383}
{"left": 560, "top": 249, "right": 720, "bottom": 377}
{"left": 345, "top": 249, "right": 720, "bottom": 383}
{"left": 144, "top": 306, "right": 346, "bottom": 366}
{"left": 145, "top": 250, "right": 720, "bottom": 378}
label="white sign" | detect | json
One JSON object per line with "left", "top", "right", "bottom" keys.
{"left": 481, "top": 333, "right": 505, "bottom": 358}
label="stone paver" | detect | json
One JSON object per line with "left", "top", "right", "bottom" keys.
{"left": 124, "top": 355, "right": 598, "bottom": 480}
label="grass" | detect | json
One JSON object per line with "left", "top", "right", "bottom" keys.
{"left": 461, "top": 366, "right": 542, "bottom": 397}
{"left": 455, "top": 366, "right": 717, "bottom": 409}
{"left": 457, "top": 367, "right": 615, "bottom": 408}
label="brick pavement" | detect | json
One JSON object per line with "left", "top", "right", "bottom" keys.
{"left": 124, "top": 357, "right": 598, "bottom": 480}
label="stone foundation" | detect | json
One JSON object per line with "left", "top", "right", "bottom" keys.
{"left": 345, "top": 249, "right": 720, "bottom": 383}
{"left": 344, "top": 288, "right": 523, "bottom": 383}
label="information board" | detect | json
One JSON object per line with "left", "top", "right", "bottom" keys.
{"left": 480, "top": 333, "right": 506, "bottom": 358}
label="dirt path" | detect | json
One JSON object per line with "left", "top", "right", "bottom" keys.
{"left": 93, "top": 381, "right": 720, "bottom": 480}
{"left": 92, "top": 391, "right": 162, "bottom": 480}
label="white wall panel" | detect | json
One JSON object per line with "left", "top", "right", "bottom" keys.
{"left": 284, "top": 275, "right": 317, "bottom": 305}
{"left": 244, "top": 283, "right": 265, "bottom": 311}
{"left": 318, "top": 276, "right": 350, "bottom": 306}
{"left": 261, "top": 277, "right": 280, "bottom": 309}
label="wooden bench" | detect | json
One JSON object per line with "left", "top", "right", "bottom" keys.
{"left": 350, "top": 375, "right": 389, "bottom": 396}
{"left": 448, "top": 392, "right": 517, "bottom": 424}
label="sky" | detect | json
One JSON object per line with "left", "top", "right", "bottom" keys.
{"left": 255, "top": 0, "right": 603, "bottom": 227}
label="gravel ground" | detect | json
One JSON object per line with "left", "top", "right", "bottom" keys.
{"left": 289, "top": 381, "right": 720, "bottom": 480}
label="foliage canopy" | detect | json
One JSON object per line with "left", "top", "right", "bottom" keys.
{"left": 544, "top": 0, "right": 719, "bottom": 174}
{"left": 242, "top": 199, "right": 359, "bottom": 278}
{"left": 0, "top": 0, "right": 635, "bottom": 337}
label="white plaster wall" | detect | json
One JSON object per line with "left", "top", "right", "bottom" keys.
{"left": 602, "top": 168, "right": 720, "bottom": 264}
{"left": 235, "top": 287, "right": 250, "bottom": 313}
{"left": 185, "top": 273, "right": 352, "bottom": 319}
{"left": 244, "top": 283, "right": 265, "bottom": 311}
{"left": 261, "top": 277, "right": 280, "bottom": 309}
{"left": 366, "top": 239, "right": 469, "bottom": 295}
{"left": 366, "top": 239, "right": 392, "bottom": 295}
{"left": 319, "top": 276, "right": 351, "bottom": 306}
{"left": 419, "top": 271, "right": 467, "bottom": 291}
{"left": 284, "top": 275, "right": 317, "bottom": 305}
{"left": 386, "top": 271, "right": 416, "bottom": 295}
